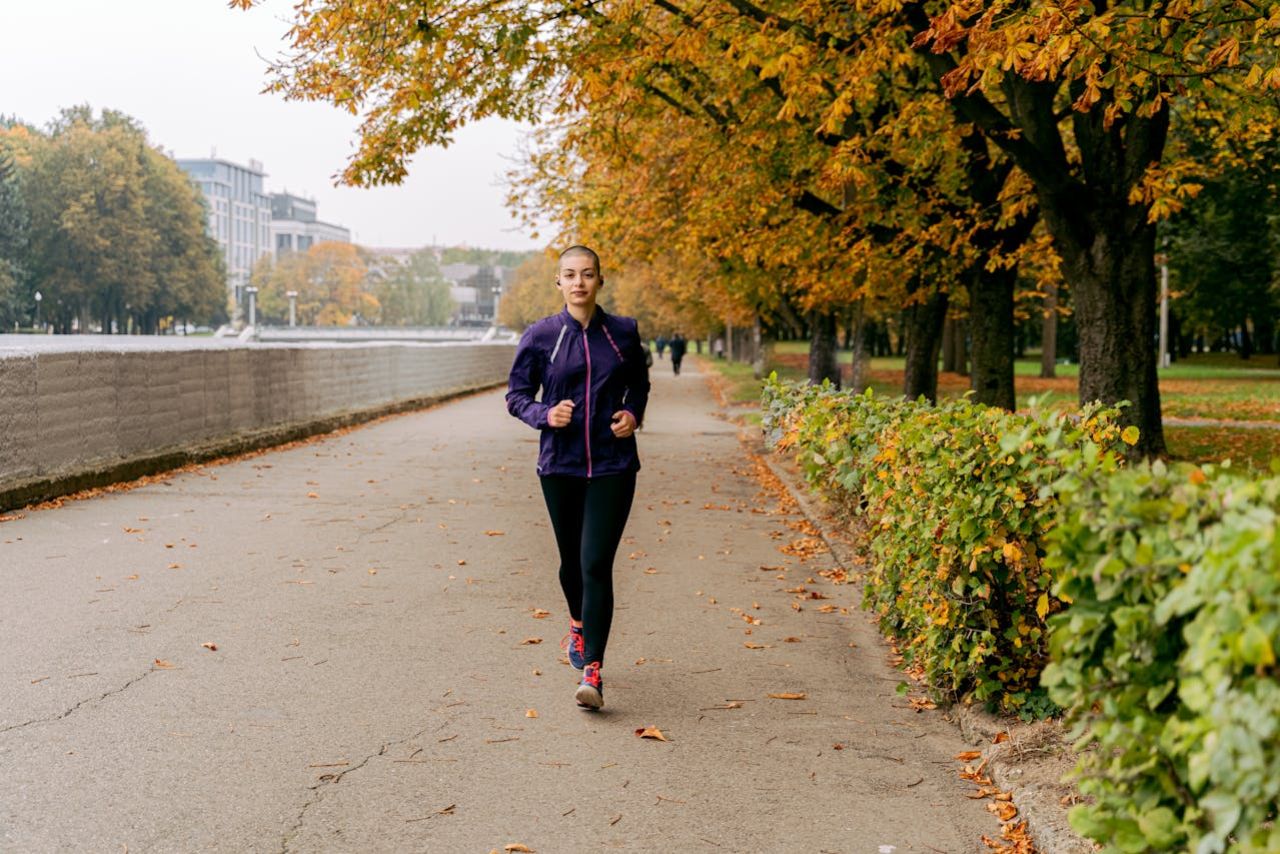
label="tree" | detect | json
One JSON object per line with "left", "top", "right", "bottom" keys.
{"left": 373, "top": 248, "right": 454, "bottom": 325}
{"left": 251, "top": 241, "right": 376, "bottom": 326}
{"left": 497, "top": 251, "right": 562, "bottom": 331}
{"left": 0, "top": 139, "right": 28, "bottom": 327}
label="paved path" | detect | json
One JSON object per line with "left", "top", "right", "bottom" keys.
{"left": 1, "top": 356, "right": 992, "bottom": 853}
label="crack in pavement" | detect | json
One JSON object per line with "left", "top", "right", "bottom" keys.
{"left": 0, "top": 668, "right": 154, "bottom": 736}
{"left": 279, "top": 721, "right": 437, "bottom": 853}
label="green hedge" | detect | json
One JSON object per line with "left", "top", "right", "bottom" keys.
{"left": 1044, "top": 461, "right": 1280, "bottom": 852}
{"left": 764, "top": 376, "right": 1280, "bottom": 851}
{"left": 762, "top": 376, "right": 1130, "bottom": 713}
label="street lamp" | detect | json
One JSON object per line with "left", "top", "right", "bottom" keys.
{"left": 33, "top": 290, "right": 42, "bottom": 331}
{"left": 286, "top": 290, "right": 298, "bottom": 327}
{"left": 245, "top": 286, "right": 259, "bottom": 328}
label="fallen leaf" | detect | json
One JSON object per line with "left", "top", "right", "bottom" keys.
{"left": 201, "top": 642, "right": 217, "bottom": 651}
{"left": 531, "top": 608, "right": 550, "bottom": 618}
{"left": 485, "top": 530, "right": 505, "bottom": 536}
{"left": 768, "top": 692, "right": 806, "bottom": 700}
{"left": 504, "top": 845, "right": 535, "bottom": 853}
{"left": 526, "top": 709, "right": 538, "bottom": 718}
{"left": 743, "top": 642, "right": 770, "bottom": 650}
{"left": 992, "top": 731, "right": 1010, "bottom": 744}
{"left": 634, "top": 725, "right": 669, "bottom": 741}
{"left": 520, "top": 637, "right": 543, "bottom": 645}
{"left": 153, "top": 659, "right": 175, "bottom": 669}
{"left": 167, "top": 563, "right": 181, "bottom": 570}
{"left": 306, "top": 492, "right": 318, "bottom": 499}
{"left": 986, "top": 801, "right": 1018, "bottom": 821}
{"left": 457, "top": 559, "right": 467, "bottom": 566}
{"left": 782, "top": 637, "right": 802, "bottom": 643}
{"left": 955, "top": 751, "right": 983, "bottom": 762}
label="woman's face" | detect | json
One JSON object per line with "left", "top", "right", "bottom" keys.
{"left": 556, "top": 253, "right": 602, "bottom": 309}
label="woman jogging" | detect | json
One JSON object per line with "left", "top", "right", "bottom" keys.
{"left": 505, "top": 245, "right": 650, "bottom": 710}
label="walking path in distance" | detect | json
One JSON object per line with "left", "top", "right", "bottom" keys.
{"left": 1, "top": 355, "right": 993, "bottom": 853}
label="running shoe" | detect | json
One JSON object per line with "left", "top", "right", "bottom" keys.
{"left": 560, "top": 625, "right": 586, "bottom": 671}
{"left": 575, "top": 662, "right": 603, "bottom": 710}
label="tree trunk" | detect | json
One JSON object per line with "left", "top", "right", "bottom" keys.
{"left": 1040, "top": 282, "right": 1058, "bottom": 378}
{"left": 968, "top": 265, "right": 1017, "bottom": 409}
{"left": 902, "top": 285, "right": 948, "bottom": 402}
{"left": 850, "top": 299, "right": 870, "bottom": 391}
{"left": 1046, "top": 206, "right": 1166, "bottom": 457}
{"left": 941, "top": 317, "right": 957, "bottom": 373}
{"left": 955, "top": 318, "right": 970, "bottom": 376}
{"left": 808, "top": 310, "right": 841, "bottom": 387}
{"left": 752, "top": 314, "right": 765, "bottom": 379}
{"left": 1240, "top": 320, "right": 1254, "bottom": 360}
{"left": 1254, "top": 315, "right": 1275, "bottom": 356}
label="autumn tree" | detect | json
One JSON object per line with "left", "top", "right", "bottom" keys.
{"left": 373, "top": 248, "right": 454, "bottom": 326}
{"left": 15, "top": 107, "right": 223, "bottom": 332}
{"left": 0, "top": 140, "right": 27, "bottom": 326}
{"left": 251, "top": 241, "right": 376, "bottom": 326}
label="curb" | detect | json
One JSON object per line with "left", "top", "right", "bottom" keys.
{"left": 757, "top": 443, "right": 1094, "bottom": 854}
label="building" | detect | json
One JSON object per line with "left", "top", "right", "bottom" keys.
{"left": 441, "top": 263, "right": 510, "bottom": 326}
{"left": 176, "top": 157, "right": 272, "bottom": 309}
{"left": 270, "top": 192, "right": 351, "bottom": 255}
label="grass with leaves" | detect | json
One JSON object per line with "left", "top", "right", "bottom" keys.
{"left": 707, "top": 343, "right": 1280, "bottom": 469}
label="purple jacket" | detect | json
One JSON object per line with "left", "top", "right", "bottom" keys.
{"left": 506, "top": 307, "right": 650, "bottom": 478}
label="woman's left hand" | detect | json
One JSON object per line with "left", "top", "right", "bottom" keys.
{"left": 610, "top": 410, "right": 637, "bottom": 438}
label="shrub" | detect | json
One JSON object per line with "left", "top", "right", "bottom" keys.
{"left": 1043, "top": 461, "right": 1280, "bottom": 853}
{"left": 762, "top": 375, "right": 1129, "bottom": 712}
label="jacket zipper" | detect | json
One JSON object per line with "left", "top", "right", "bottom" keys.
{"left": 582, "top": 328, "right": 593, "bottom": 478}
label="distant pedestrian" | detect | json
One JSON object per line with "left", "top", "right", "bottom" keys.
{"left": 505, "top": 244, "right": 651, "bottom": 711}
{"left": 713, "top": 336, "right": 725, "bottom": 359}
{"left": 669, "top": 333, "right": 687, "bottom": 375}
{"left": 655, "top": 335, "right": 668, "bottom": 360}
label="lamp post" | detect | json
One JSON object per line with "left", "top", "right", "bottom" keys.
{"left": 286, "top": 290, "right": 298, "bottom": 327}
{"left": 33, "top": 290, "right": 42, "bottom": 332}
{"left": 245, "top": 286, "right": 259, "bottom": 328}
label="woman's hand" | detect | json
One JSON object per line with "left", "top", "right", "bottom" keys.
{"left": 610, "top": 410, "right": 637, "bottom": 438}
{"left": 547, "top": 399, "right": 575, "bottom": 428}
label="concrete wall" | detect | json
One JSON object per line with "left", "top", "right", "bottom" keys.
{"left": 0, "top": 342, "right": 515, "bottom": 510}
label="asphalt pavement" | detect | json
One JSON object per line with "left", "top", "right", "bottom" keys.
{"left": 0, "top": 354, "right": 993, "bottom": 853}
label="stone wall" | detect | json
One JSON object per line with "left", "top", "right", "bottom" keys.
{"left": 0, "top": 342, "right": 515, "bottom": 511}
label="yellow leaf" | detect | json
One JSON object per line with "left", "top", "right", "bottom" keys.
{"left": 1121, "top": 425, "right": 1140, "bottom": 446}
{"left": 767, "top": 692, "right": 806, "bottom": 700}
{"left": 634, "top": 725, "right": 669, "bottom": 741}
{"left": 1036, "top": 592, "right": 1049, "bottom": 621}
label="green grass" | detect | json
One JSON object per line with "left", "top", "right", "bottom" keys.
{"left": 710, "top": 344, "right": 1280, "bottom": 467}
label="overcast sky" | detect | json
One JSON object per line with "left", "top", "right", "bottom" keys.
{"left": 2, "top": 0, "right": 545, "bottom": 250}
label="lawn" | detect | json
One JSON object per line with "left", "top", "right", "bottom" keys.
{"left": 706, "top": 344, "right": 1280, "bottom": 469}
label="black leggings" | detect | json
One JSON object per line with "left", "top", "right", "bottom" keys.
{"left": 539, "top": 471, "right": 637, "bottom": 666}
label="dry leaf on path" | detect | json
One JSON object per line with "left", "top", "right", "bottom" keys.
{"left": 526, "top": 709, "right": 538, "bottom": 718}
{"left": 520, "top": 637, "right": 543, "bottom": 645}
{"left": 987, "top": 801, "right": 1019, "bottom": 821}
{"left": 743, "top": 642, "right": 770, "bottom": 650}
{"left": 531, "top": 609, "right": 550, "bottom": 618}
{"left": 485, "top": 530, "right": 505, "bottom": 536}
{"left": 992, "top": 731, "right": 1010, "bottom": 744}
{"left": 767, "top": 692, "right": 806, "bottom": 700}
{"left": 782, "top": 637, "right": 802, "bottom": 643}
{"left": 153, "top": 659, "right": 175, "bottom": 669}
{"left": 634, "top": 725, "right": 669, "bottom": 741}
{"left": 306, "top": 492, "right": 318, "bottom": 499}
{"left": 201, "top": 642, "right": 217, "bottom": 651}
{"left": 504, "top": 845, "right": 535, "bottom": 853}
{"left": 955, "top": 751, "right": 983, "bottom": 762}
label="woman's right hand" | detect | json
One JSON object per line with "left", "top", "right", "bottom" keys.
{"left": 547, "top": 399, "right": 576, "bottom": 428}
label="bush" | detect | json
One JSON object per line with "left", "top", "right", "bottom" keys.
{"left": 1043, "top": 461, "right": 1280, "bottom": 853}
{"left": 763, "top": 376, "right": 1129, "bottom": 713}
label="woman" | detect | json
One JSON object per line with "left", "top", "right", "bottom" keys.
{"left": 505, "top": 245, "right": 650, "bottom": 710}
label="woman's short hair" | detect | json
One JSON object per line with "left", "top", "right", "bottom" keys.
{"left": 559, "top": 244, "right": 601, "bottom": 275}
